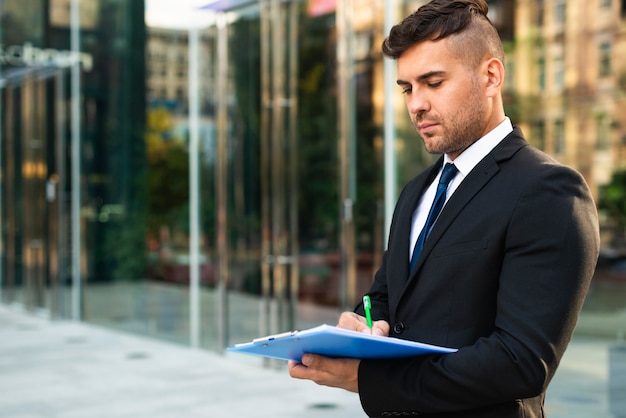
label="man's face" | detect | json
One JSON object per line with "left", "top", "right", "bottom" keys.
{"left": 396, "top": 38, "right": 490, "bottom": 160}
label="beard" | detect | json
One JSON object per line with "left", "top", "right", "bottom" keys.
{"left": 416, "top": 108, "right": 488, "bottom": 156}
{"left": 413, "top": 79, "right": 489, "bottom": 157}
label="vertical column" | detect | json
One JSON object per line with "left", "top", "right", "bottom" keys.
{"left": 3, "top": 87, "right": 16, "bottom": 303}
{"left": 22, "top": 77, "right": 34, "bottom": 309}
{"left": 188, "top": 26, "right": 201, "bottom": 348}
{"left": 336, "top": 0, "right": 357, "bottom": 310}
{"left": 0, "top": 79, "right": 3, "bottom": 302}
{"left": 260, "top": 0, "right": 299, "bottom": 352}
{"left": 70, "top": 0, "right": 82, "bottom": 321}
{"left": 259, "top": 0, "right": 272, "bottom": 342}
{"left": 54, "top": 68, "right": 68, "bottom": 318}
{"left": 384, "top": 1, "right": 398, "bottom": 244}
{"left": 287, "top": 0, "right": 300, "bottom": 331}
{"left": 215, "top": 12, "right": 230, "bottom": 352}
{"left": 270, "top": 0, "right": 287, "bottom": 335}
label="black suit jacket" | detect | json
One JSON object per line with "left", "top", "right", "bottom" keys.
{"left": 356, "top": 128, "right": 600, "bottom": 417}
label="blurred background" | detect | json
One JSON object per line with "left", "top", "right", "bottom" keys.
{"left": 0, "top": 0, "right": 625, "bottom": 409}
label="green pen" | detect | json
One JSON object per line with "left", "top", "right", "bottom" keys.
{"left": 363, "top": 295, "right": 373, "bottom": 329}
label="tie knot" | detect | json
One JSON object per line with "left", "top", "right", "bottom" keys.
{"left": 439, "top": 163, "right": 458, "bottom": 187}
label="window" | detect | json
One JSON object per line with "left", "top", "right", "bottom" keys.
{"left": 176, "top": 88, "right": 185, "bottom": 101}
{"left": 554, "top": 55, "right": 564, "bottom": 91}
{"left": 554, "top": 119, "right": 565, "bottom": 154}
{"left": 596, "top": 114, "right": 610, "bottom": 150}
{"left": 599, "top": 42, "right": 611, "bottom": 78}
{"left": 555, "top": 0, "right": 566, "bottom": 24}
{"left": 533, "top": 120, "right": 546, "bottom": 150}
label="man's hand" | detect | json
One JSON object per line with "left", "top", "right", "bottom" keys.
{"left": 337, "top": 311, "right": 390, "bottom": 337}
{"left": 287, "top": 311, "right": 390, "bottom": 392}
{"left": 288, "top": 355, "right": 361, "bottom": 393}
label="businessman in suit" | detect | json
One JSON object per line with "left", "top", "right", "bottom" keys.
{"left": 288, "top": 0, "right": 600, "bottom": 417}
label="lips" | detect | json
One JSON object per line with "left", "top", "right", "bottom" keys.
{"left": 417, "top": 122, "right": 437, "bottom": 134}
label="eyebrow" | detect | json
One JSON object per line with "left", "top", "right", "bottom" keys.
{"left": 397, "top": 70, "right": 447, "bottom": 86}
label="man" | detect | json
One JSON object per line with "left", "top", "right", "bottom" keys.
{"left": 289, "top": 0, "right": 600, "bottom": 417}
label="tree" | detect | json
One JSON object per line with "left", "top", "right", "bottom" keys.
{"left": 599, "top": 169, "right": 626, "bottom": 247}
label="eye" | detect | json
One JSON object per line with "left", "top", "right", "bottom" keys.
{"left": 428, "top": 81, "right": 443, "bottom": 88}
{"left": 398, "top": 83, "right": 412, "bottom": 95}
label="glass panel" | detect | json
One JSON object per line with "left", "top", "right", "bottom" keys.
{"left": 74, "top": 1, "right": 172, "bottom": 340}
{"left": 0, "top": 2, "right": 70, "bottom": 314}
{"left": 197, "top": 0, "right": 390, "bottom": 350}
{"left": 21, "top": 76, "right": 47, "bottom": 311}
{"left": 1, "top": 82, "right": 25, "bottom": 306}
{"left": 222, "top": 4, "right": 265, "bottom": 346}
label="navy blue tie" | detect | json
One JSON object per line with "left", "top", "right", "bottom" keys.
{"left": 409, "top": 163, "right": 458, "bottom": 273}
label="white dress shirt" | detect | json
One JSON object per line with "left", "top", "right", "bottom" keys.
{"left": 409, "top": 117, "right": 514, "bottom": 260}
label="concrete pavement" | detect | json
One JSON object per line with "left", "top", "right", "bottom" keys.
{"left": 0, "top": 304, "right": 619, "bottom": 417}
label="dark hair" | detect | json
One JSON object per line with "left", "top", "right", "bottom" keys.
{"left": 382, "top": 0, "right": 503, "bottom": 65}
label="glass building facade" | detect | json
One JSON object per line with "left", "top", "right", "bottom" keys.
{"left": 1, "top": 0, "right": 626, "bottom": 406}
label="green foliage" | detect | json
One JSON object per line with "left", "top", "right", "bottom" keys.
{"left": 104, "top": 211, "right": 148, "bottom": 280}
{"left": 296, "top": 12, "right": 340, "bottom": 248}
{"left": 599, "top": 170, "right": 626, "bottom": 235}
{"left": 145, "top": 107, "right": 190, "bottom": 236}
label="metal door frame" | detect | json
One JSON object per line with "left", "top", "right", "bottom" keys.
{"left": 0, "top": 65, "right": 69, "bottom": 316}
{"left": 203, "top": 0, "right": 300, "bottom": 351}
{"left": 259, "top": 0, "right": 299, "bottom": 344}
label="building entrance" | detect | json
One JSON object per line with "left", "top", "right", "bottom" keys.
{"left": 0, "top": 66, "right": 71, "bottom": 317}
{"left": 200, "top": 0, "right": 371, "bottom": 351}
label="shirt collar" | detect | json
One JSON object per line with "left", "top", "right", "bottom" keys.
{"left": 444, "top": 117, "right": 513, "bottom": 177}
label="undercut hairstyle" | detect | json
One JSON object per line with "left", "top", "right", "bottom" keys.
{"left": 382, "top": 0, "right": 505, "bottom": 68}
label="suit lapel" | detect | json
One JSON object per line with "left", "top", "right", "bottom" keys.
{"left": 385, "top": 160, "right": 442, "bottom": 307}
{"left": 403, "top": 129, "right": 527, "bottom": 288}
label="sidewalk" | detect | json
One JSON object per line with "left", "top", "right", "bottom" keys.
{"left": 0, "top": 305, "right": 616, "bottom": 417}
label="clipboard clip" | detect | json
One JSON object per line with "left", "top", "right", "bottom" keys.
{"left": 253, "top": 330, "right": 299, "bottom": 343}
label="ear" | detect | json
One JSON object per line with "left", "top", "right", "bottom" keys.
{"left": 484, "top": 57, "right": 504, "bottom": 97}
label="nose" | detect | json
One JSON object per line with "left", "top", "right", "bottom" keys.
{"left": 406, "top": 91, "right": 429, "bottom": 115}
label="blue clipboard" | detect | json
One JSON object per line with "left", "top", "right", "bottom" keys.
{"left": 227, "top": 324, "right": 457, "bottom": 362}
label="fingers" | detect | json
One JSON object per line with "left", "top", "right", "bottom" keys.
{"left": 288, "top": 354, "right": 360, "bottom": 393}
{"left": 288, "top": 360, "right": 311, "bottom": 379}
{"left": 287, "top": 354, "right": 324, "bottom": 382}
{"left": 288, "top": 356, "right": 315, "bottom": 382}
{"left": 337, "top": 311, "right": 369, "bottom": 332}
{"left": 337, "top": 312, "right": 390, "bottom": 336}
